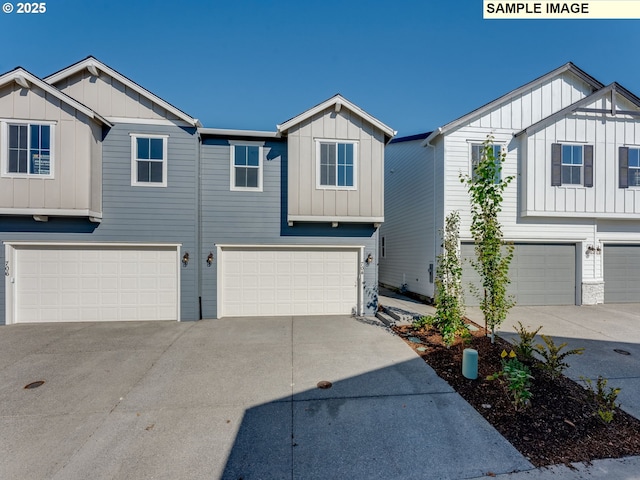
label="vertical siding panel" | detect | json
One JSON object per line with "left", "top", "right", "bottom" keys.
{"left": 74, "top": 121, "right": 89, "bottom": 209}
{"left": 511, "top": 96, "right": 521, "bottom": 130}
{"left": 98, "top": 76, "right": 112, "bottom": 116}
{"left": 13, "top": 179, "right": 29, "bottom": 207}
{"left": 358, "top": 137, "right": 372, "bottom": 217}
{"left": 371, "top": 139, "right": 383, "bottom": 217}
{"left": 288, "top": 134, "right": 300, "bottom": 216}
{"left": 111, "top": 79, "right": 127, "bottom": 116}
{"left": 60, "top": 119, "right": 76, "bottom": 209}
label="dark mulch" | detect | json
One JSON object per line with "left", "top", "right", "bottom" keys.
{"left": 393, "top": 322, "right": 640, "bottom": 467}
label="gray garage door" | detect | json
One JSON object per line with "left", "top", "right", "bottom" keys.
{"left": 604, "top": 245, "right": 640, "bottom": 303}
{"left": 461, "top": 243, "right": 576, "bottom": 306}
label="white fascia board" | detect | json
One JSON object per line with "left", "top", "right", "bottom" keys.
{"left": 0, "top": 208, "right": 103, "bottom": 219}
{"left": 277, "top": 94, "right": 396, "bottom": 139}
{"left": 421, "top": 63, "right": 603, "bottom": 147}
{"left": 521, "top": 210, "right": 640, "bottom": 219}
{"left": 0, "top": 69, "right": 112, "bottom": 127}
{"left": 199, "top": 127, "right": 280, "bottom": 138}
{"left": 44, "top": 57, "right": 198, "bottom": 127}
{"left": 215, "top": 244, "right": 365, "bottom": 249}
{"left": 287, "top": 215, "right": 384, "bottom": 223}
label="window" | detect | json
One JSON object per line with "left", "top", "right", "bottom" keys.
{"left": 316, "top": 140, "right": 357, "bottom": 189}
{"left": 627, "top": 148, "right": 640, "bottom": 187}
{"left": 230, "top": 143, "right": 263, "bottom": 191}
{"left": 2, "top": 122, "right": 53, "bottom": 177}
{"left": 561, "top": 145, "right": 583, "bottom": 185}
{"left": 470, "top": 143, "right": 501, "bottom": 182}
{"left": 551, "top": 143, "right": 593, "bottom": 187}
{"left": 380, "top": 236, "right": 386, "bottom": 258}
{"left": 131, "top": 134, "right": 168, "bottom": 187}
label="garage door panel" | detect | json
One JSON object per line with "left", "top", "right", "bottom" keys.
{"left": 462, "top": 243, "right": 575, "bottom": 306}
{"left": 221, "top": 248, "right": 359, "bottom": 317}
{"left": 12, "top": 246, "right": 178, "bottom": 323}
{"left": 604, "top": 245, "right": 640, "bottom": 302}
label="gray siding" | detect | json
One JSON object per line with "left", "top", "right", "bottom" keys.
{"left": 200, "top": 137, "right": 378, "bottom": 318}
{"left": 379, "top": 138, "right": 436, "bottom": 298}
{"left": 0, "top": 123, "right": 199, "bottom": 324}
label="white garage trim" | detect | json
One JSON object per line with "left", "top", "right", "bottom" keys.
{"left": 4, "top": 242, "right": 181, "bottom": 324}
{"left": 216, "top": 244, "right": 365, "bottom": 318}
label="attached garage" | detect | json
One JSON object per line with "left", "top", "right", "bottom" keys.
{"left": 218, "top": 246, "right": 361, "bottom": 317}
{"left": 461, "top": 243, "right": 576, "bottom": 306}
{"left": 604, "top": 244, "right": 640, "bottom": 303}
{"left": 5, "top": 243, "right": 180, "bottom": 324}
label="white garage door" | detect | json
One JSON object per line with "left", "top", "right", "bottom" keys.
{"left": 220, "top": 247, "right": 360, "bottom": 317}
{"left": 10, "top": 245, "right": 179, "bottom": 323}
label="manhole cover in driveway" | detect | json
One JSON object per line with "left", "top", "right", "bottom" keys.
{"left": 24, "top": 381, "right": 45, "bottom": 389}
{"left": 614, "top": 349, "right": 631, "bottom": 356}
{"left": 317, "top": 381, "right": 332, "bottom": 389}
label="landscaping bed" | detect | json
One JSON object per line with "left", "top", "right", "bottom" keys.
{"left": 393, "top": 322, "right": 640, "bottom": 467}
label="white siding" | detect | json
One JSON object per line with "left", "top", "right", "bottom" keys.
{"left": 379, "top": 138, "right": 435, "bottom": 297}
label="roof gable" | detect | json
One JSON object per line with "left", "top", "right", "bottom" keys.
{"left": 277, "top": 94, "right": 396, "bottom": 143}
{"left": 44, "top": 56, "right": 199, "bottom": 127}
{"left": 422, "top": 62, "right": 604, "bottom": 146}
{"left": 0, "top": 67, "right": 111, "bottom": 127}
{"left": 515, "top": 82, "right": 640, "bottom": 137}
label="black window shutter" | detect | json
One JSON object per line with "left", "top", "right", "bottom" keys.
{"left": 619, "top": 147, "right": 629, "bottom": 188}
{"left": 583, "top": 145, "right": 593, "bottom": 187}
{"left": 551, "top": 143, "right": 562, "bottom": 186}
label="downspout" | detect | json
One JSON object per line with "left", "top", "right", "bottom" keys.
{"left": 197, "top": 131, "right": 203, "bottom": 320}
{"left": 425, "top": 128, "right": 441, "bottom": 303}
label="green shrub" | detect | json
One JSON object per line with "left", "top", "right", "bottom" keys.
{"left": 487, "top": 351, "right": 533, "bottom": 411}
{"left": 535, "top": 335, "right": 584, "bottom": 379}
{"left": 583, "top": 376, "right": 621, "bottom": 424}
{"left": 513, "top": 321, "right": 542, "bottom": 362}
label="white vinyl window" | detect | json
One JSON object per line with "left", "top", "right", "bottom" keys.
{"left": 130, "top": 134, "right": 168, "bottom": 187}
{"left": 1, "top": 121, "right": 54, "bottom": 177}
{"left": 470, "top": 142, "right": 502, "bottom": 183}
{"left": 230, "top": 142, "right": 264, "bottom": 191}
{"left": 561, "top": 144, "right": 583, "bottom": 185}
{"left": 316, "top": 139, "right": 358, "bottom": 189}
{"left": 628, "top": 148, "right": 640, "bottom": 187}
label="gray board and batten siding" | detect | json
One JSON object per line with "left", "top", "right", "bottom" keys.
{"left": 199, "top": 135, "right": 379, "bottom": 319}
{"left": 0, "top": 123, "right": 200, "bottom": 325}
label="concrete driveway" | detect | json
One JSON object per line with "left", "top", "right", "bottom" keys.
{"left": 0, "top": 316, "right": 532, "bottom": 480}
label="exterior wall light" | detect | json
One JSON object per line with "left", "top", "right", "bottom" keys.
{"left": 586, "top": 245, "right": 602, "bottom": 255}
{"left": 182, "top": 252, "right": 190, "bottom": 266}
{"left": 366, "top": 253, "right": 374, "bottom": 264}
{"left": 206, "top": 252, "right": 214, "bottom": 267}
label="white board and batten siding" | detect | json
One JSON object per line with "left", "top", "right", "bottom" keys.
{"left": 4, "top": 243, "right": 181, "bottom": 324}
{"left": 216, "top": 245, "right": 363, "bottom": 318}
{"left": 523, "top": 92, "right": 640, "bottom": 219}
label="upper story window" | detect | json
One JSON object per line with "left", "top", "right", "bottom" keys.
{"left": 131, "top": 134, "right": 168, "bottom": 187}
{"left": 620, "top": 147, "right": 640, "bottom": 188}
{"left": 230, "top": 142, "right": 263, "bottom": 192}
{"left": 316, "top": 140, "right": 357, "bottom": 189}
{"left": 470, "top": 143, "right": 501, "bottom": 183}
{"left": 1, "top": 122, "right": 53, "bottom": 177}
{"left": 551, "top": 143, "right": 593, "bottom": 187}
{"left": 561, "top": 145, "right": 583, "bottom": 185}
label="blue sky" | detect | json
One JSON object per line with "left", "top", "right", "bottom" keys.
{"left": 1, "top": 0, "right": 639, "bottom": 136}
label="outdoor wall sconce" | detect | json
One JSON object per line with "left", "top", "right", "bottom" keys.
{"left": 366, "top": 253, "right": 374, "bottom": 264}
{"left": 586, "top": 245, "right": 602, "bottom": 255}
{"left": 182, "top": 252, "right": 190, "bottom": 266}
{"left": 206, "top": 252, "right": 214, "bottom": 267}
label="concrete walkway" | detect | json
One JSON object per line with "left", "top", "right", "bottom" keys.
{"left": 0, "top": 316, "right": 532, "bottom": 480}
{"left": 379, "top": 291, "right": 640, "bottom": 479}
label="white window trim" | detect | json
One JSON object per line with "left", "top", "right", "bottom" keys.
{"left": 315, "top": 138, "right": 358, "bottom": 191}
{"left": 626, "top": 146, "right": 640, "bottom": 188}
{"left": 130, "top": 133, "right": 169, "bottom": 187}
{"left": 1, "top": 120, "right": 56, "bottom": 179}
{"left": 229, "top": 140, "right": 264, "bottom": 192}
{"left": 560, "top": 142, "right": 584, "bottom": 188}
{"left": 468, "top": 141, "right": 502, "bottom": 180}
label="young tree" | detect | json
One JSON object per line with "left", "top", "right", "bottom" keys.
{"left": 434, "top": 211, "right": 467, "bottom": 347}
{"left": 462, "top": 135, "right": 515, "bottom": 342}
